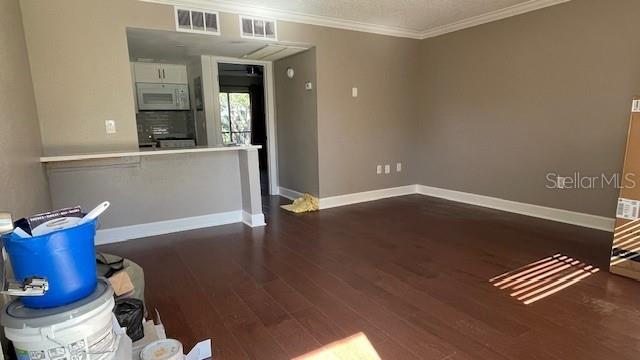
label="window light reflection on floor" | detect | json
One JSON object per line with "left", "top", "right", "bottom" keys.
{"left": 490, "top": 254, "right": 599, "bottom": 305}
{"left": 611, "top": 218, "right": 640, "bottom": 266}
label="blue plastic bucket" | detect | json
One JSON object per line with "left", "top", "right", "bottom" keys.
{"left": 2, "top": 220, "right": 98, "bottom": 309}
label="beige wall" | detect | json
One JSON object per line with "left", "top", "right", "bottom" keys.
{"left": 418, "top": 0, "right": 640, "bottom": 217}
{"left": 20, "top": 0, "right": 175, "bottom": 155}
{"left": 20, "top": 0, "right": 632, "bottom": 217}
{"left": 19, "top": 0, "right": 421, "bottom": 198}
{"left": 274, "top": 48, "right": 320, "bottom": 196}
{"left": 47, "top": 152, "right": 243, "bottom": 229}
{"left": 276, "top": 22, "right": 422, "bottom": 198}
{"left": 0, "top": 0, "right": 50, "bottom": 219}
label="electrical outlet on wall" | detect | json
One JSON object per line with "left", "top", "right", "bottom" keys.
{"left": 105, "top": 120, "right": 116, "bottom": 134}
{"left": 384, "top": 164, "right": 390, "bottom": 174}
{"left": 376, "top": 165, "right": 382, "bottom": 174}
{"left": 396, "top": 162, "right": 402, "bottom": 172}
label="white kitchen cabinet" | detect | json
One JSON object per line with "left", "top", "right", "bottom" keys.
{"left": 133, "top": 62, "right": 163, "bottom": 83}
{"left": 160, "top": 64, "right": 188, "bottom": 84}
{"left": 133, "top": 62, "right": 188, "bottom": 84}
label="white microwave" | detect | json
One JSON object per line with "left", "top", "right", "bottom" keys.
{"left": 136, "top": 83, "right": 190, "bottom": 110}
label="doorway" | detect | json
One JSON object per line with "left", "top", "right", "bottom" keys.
{"left": 205, "top": 56, "right": 278, "bottom": 196}
{"left": 217, "top": 63, "right": 269, "bottom": 194}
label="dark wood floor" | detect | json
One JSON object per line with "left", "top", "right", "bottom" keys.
{"left": 100, "top": 195, "right": 640, "bottom": 360}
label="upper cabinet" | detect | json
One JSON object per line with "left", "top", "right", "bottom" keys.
{"left": 160, "top": 64, "right": 188, "bottom": 84}
{"left": 133, "top": 62, "right": 188, "bottom": 84}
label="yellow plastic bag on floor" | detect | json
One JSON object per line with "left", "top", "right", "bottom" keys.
{"left": 281, "top": 193, "right": 319, "bottom": 213}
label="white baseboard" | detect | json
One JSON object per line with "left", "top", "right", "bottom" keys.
{"left": 319, "top": 185, "right": 417, "bottom": 209}
{"left": 243, "top": 211, "right": 266, "bottom": 227}
{"left": 95, "top": 210, "right": 244, "bottom": 245}
{"left": 278, "top": 187, "right": 304, "bottom": 201}
{"left": 416, "top": 185, "right": 614, "bottom": 232}
{"left": 296, "top": 183, "right": 613, "bottom": 232}
{"left": 99, "top": 184, "right": 613, "bottom": 245}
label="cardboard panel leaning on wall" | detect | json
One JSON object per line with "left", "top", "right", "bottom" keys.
{"left": 0, "top": 0, "right": 50, "bottom": 218}
{"left": 611, "top": 97, "right": 640, "bottom": 280}
{"left": 19, "top": 0, "right": 175, "bottom": 155}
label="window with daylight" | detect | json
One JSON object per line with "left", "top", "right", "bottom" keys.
{"left": 219, "top": 92, "right": 251, "bottom": 145}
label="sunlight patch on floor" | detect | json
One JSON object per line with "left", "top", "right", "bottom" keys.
{"left": 293, "top": 332, "right": 381, "bottom": 360}
{"left": 490, "top": 254, "right": 599, "bottom": 305}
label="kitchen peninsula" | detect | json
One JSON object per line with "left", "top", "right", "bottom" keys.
{"left": 41, "top": 146, "right": 265, "bottom": 244}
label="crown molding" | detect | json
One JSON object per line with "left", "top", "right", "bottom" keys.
{"left": 139, "top": 0, "right": 423, "bottom": 39}
{"left": 419, "top": 0, "right": 571, "bottom": 39}
{"left": 139, "top": 0, "right": 571, "bottom": 40}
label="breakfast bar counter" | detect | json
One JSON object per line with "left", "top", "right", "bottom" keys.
{"left": 40, "top": 145, "right": 262, "bottom": 163}
{"left": 41, "top": 146, "right": 265, "bottom": 244}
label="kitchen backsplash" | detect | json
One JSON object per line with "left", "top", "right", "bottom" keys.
{"left": 136, "top": 111, "right": 195, "bottom": 143}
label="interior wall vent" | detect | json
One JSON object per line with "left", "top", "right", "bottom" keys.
{"left": 240, "top": 16, "right": 277, "bottom": 40}
{"left": 175, "top": 7, "right": 220, "bottom": 35}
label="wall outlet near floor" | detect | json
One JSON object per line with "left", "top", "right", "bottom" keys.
{"left": 376, "top": 165, "right": 382, "bottom": 174}
{"left": 105, "top": 120, "right": 116, "bottom": 134}
{"left": 396, "top": 162, "right": 402, "bottom": 172}
{"left": 384, "top": 164, "right": 390, "bottom": 174}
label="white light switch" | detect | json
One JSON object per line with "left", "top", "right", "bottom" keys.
{"left": 396, "top": 162, "right": 402, "bottom": 172}
{"left": 105, "top": 120, "right": 116, "bottom": 134}
{"left": 376, "top": 165, "right": 382, "bottom": 174}
{"left": 352, "top": 87, "right": 358, "bottom": 98}
{"left": 384, "top": 164, "right": 390, "bottom": 174}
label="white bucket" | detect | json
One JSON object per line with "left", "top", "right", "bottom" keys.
{"left": 2, "top": 279, "right": 118, "bottom": 360}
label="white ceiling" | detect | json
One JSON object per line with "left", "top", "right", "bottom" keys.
{"left": 127, "top": 28, "right": 309, "bottom": 63}
{"left": 225, "top": 0, "right": 530, "bottom": 31}
{"left": 150, "top": 0, "right": 570, "bottom": 38}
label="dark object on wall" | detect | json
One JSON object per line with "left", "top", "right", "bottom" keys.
{"left": 249, "top": 83, "right": 267, "bottom": 172}
{"left": 114, "top": 298, "right": 145, "bottom": 341}
{"left": 194, "top": 76, "right": 203, "bottom": 111}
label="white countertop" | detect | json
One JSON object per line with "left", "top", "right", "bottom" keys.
{"left": 40, "top": 145, "right": 262, "bottom": 163}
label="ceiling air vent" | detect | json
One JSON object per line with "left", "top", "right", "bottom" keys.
{"left": 244, "top": 45, "right": 308, "bottom": 61}
{"left": 175, "top": 7, "right": 220, "bottom": 35}
{"left": 240, "top": 16, "right": 277, "bottom": 40}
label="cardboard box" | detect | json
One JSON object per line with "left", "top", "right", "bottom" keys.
{"left": 14, "top": 206, "right": 82, "bottom": 235}
{"left": 611, "top": 96, "right": 640, "bottom": 280}
{"left": 108, "top": 271, "right": 135, "bottom": 297}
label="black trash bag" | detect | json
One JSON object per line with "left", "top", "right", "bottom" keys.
{"left": 113, "top": 298, "right": 145, "bottom": 341}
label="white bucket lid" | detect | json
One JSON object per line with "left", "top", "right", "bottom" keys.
{"left": 1, "top": 278, "right": 113, "bottom": 329}
{"left": 140, "top": 339, "right": 184, "bottom": 360}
